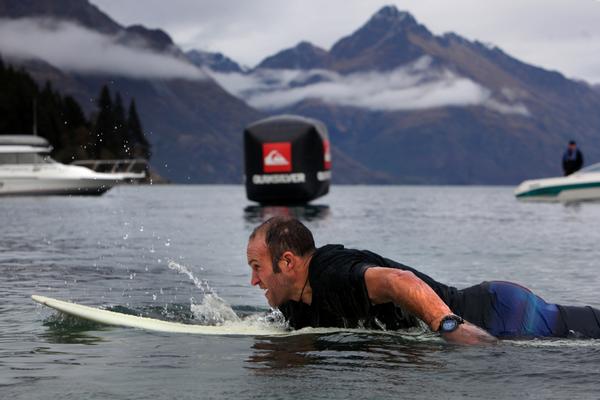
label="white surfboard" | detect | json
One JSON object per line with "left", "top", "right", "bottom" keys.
{"left": 32, "top": 295, "right": 437, "bottom": 340}
{"left": 32, "top": 295, "right": 287, "bottom": 336}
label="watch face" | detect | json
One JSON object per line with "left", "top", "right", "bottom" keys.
{"left": 441, "top": 318, "right": 458, "bottom": 332}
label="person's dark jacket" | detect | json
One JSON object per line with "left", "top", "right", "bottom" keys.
{"left": 562, "top": 149, "right": 583, "bottom": 175}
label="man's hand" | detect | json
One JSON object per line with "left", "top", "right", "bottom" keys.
{"left": 441, "top": 321, "right": 498, "bottom": 345}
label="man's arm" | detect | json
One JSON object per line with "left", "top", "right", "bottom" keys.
{"left": 364, "top": 267, "right": 497, "bottom": 345}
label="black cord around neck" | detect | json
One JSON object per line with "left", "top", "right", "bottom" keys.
{"left": 299, "top": 274, "right": 310, "bottom": 302}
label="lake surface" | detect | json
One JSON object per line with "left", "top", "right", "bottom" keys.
{"left": 1, "top": 185, "right": 600, "bottom": 399}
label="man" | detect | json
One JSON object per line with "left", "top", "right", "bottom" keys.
{"left": 247, "top": 216, "right": 600, "bottom": 345}
{"left": 562, "top": 140, "right": 584, "bottom": 176}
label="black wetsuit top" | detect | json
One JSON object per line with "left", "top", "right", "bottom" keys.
{"left": 279, "top": 245, "right": 600, "bottom": 338}
{"left": 279, "top": 244, "right": 457, "bottom": 330}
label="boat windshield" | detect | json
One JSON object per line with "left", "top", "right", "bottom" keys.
{"left": 0, "top": 153, "right": 57, "bottom": 165}
{"left": 576, "top": 162, "right": 600, "bottom": 174}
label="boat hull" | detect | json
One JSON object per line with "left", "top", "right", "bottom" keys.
{"left": 0, "top": 176, "right": 118, "bottom": 196}
{"left": 0, "top": 164, "right": 124, "bottom": 196}
{"left": 0, "top": 136, "right": 138, "bottom": 196}
{"left": 515, "top": 172, "right": 600, "bottom": 203}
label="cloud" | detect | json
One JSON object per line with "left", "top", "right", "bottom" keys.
{"left": 0, "top": 18, "right": 207, "bottom": 80}
{"left": 210, "top": 57, "right": 529, "bottom": 115}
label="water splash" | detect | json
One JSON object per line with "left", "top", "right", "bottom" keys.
{"left": 167, "top": 260, "right": 240, "bottom": 324}
{"left": 190, "top": 294, "right": 240, "bottom": 325}
{"left": 240, "top": 308, "right": 288, "bottom": 331}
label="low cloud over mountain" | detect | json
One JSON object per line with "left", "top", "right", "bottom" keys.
{"left": 0, "top": 18, "right": 207, "bottom": 80}
{"left": 210, "top": 56, "right": 528, "bottom": 115}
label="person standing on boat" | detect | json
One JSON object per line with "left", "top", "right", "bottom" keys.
{"left": 247, "top": 216, "right": 600, "bottom": 345}
{"left": 562, "top": 140, "right": 584, "bottom": 175}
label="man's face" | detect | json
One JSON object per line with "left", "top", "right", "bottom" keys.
{"left": 247, "top": 233, "right": 293, "bottom": 307}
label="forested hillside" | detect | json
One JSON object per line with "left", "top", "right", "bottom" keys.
{"left": 0, "top": 58, "right": 150, "bottom": 163}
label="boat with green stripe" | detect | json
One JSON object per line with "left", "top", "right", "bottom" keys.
{"left": 515, "top": 163, "right": 600, "bottom": 203}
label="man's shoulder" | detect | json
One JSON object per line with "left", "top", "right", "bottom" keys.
{"left": 313, "top": 244, "right": 377, "bottom": 263}
{"left": 316, "top": 244, "right": 347, "bottom": 253}
{"left": 310, "top": 244, "right": 385, "bottom": 279}
{"left": 312, "top": 244, "right": 352, "bottom": 266}
{"left": 315, "top": 244, "right": 383, "bottom": 256}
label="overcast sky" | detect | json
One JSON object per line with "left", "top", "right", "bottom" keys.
{"left": 90, "top": 0, "right": 600, "bottom": 84}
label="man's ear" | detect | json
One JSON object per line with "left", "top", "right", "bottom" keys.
{"left": 281, "top": 251, "right": 294, "bottom": 270}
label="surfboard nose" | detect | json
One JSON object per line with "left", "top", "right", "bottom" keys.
{"left": 32, "top": 294, "right": 49, "bottom": 305}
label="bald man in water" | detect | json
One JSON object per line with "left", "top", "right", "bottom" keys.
{"left": 247, "top": 216, "right": 600, "bottom": 344}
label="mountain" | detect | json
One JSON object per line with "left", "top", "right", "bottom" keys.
{"left": 124, "top": 25, "right": 180, "bottom": 54}
{"left": 186, "top": 50, "right": 245, "bottom": 73}
{"left": 257, "top": 41, "right": 331, "bottom": 70}
{"left": 0, "top": 0, "right": 261, "bottom": 182}
{"left": 0, "top": 0, "right": 389, "bottom": 184}
{"left": 0, "top": 0, "right": 121, "bottom": 33}
{"left": 3, "top": 2, "right": 600, "bottom": 184}
{"left": 0, "top": 0, "right": 180, "bottom": 54}
{"left": 227, "top": 5, "right": 600, "bottom": 184}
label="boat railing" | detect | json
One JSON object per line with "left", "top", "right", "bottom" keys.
{"left": 72, "top": 158, "right": 148, "bottom": 179}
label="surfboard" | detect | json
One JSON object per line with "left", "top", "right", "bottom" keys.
{"left": 32, "top": 295, "right": 287, "bottom": 336}
{"left": 32, "top": 295, "right": 439, "bottom": 340}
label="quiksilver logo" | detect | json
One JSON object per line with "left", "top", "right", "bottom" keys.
{"left": 252, "top": 173, "right": 305, "bottom": 185}
{"left": 264, "top": 150, "right": 290, "bottom": 166}
{"left": 262, "top": 142, "right": 292, "bottom": 173}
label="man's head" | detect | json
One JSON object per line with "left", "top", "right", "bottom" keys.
{"left": 249, "top": 216, "right": 316, "bottom": 272}
{"left": 247, "top": 216, "right": 316, "bottom": 307}
{"left": 569, "top": 140, "right": 577, "bottom": 149}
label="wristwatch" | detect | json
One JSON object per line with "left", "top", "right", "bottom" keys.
{"left": 437, "top": 314, "right": 464, "bottom": 333}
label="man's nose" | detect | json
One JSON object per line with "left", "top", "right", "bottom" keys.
{"left": 251, "top": 270, "right": 260, "bottom": 286}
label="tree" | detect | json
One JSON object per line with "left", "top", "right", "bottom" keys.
{"left": 62, "top": 96, "right": 87, "bottom": 130}
{"left": 1, "top": 63, "right": 149, "bottom": 163}
{"left": 112, "top": 92, "right": 128, "bottom": 158}
{"left": 0, "top": 64, "right": 39, "bottom": 135}
{"left": 127, "top": 99, "right": 151, "bottom": 159}
{"left": 36, "top": 81, "right": 64, "bottom": 150}
{"left": 92, "top": 85, "right": 114, "bottom": 158}
{"left": 58, "top": 96, "right": 92, "bottom": 161}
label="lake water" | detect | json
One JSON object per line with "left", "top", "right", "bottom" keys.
{"left": 1, "top": 185, "right": 600, "bottom": 399}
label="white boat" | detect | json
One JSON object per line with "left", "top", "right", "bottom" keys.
{"left": 0, "top": 135, "right": 144, "bottom": 196}
{"left": 514, "top": 163, "right": 600, "bottom": 203}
